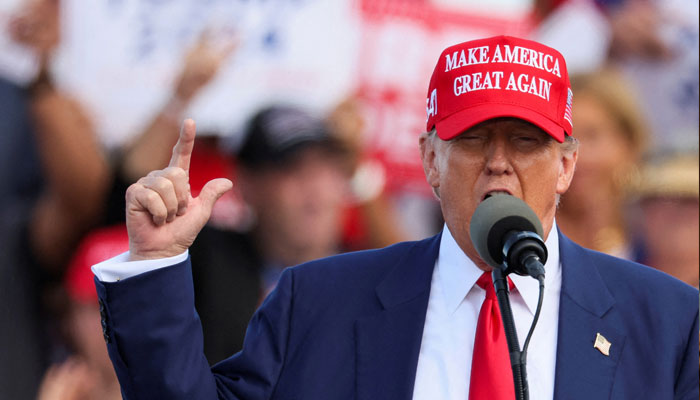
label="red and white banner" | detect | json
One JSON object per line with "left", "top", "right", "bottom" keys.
{"left": 353, "top": 0, "right": 530, "bottom": 195}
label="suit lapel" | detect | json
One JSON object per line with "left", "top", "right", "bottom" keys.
{"left": 355, "top": 234, "right": 441, "bottom": 400}
{"left": 553, "top": 231, "right": 626, "bottom": 400}
{"left": 354, "top": 230, "right": 628, "bottom": 399}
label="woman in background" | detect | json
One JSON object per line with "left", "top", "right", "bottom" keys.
{"left": 557, "top": 69, "right": 647, "bottom": 258}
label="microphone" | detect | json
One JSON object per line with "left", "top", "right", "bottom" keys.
{"left": 469, "top": 194, "right": 547, "bottom": 279}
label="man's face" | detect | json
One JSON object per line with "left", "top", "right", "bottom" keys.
{"left": 421, "top": 118, "right": 577, "bottom": 270}
{"left": 240, "top": 147, "right": 348, "bottom": 259}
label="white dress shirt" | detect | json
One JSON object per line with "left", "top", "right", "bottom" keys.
{"left": 92, "top": 223, "right": 562, "bottom": 399}
{"left": 412, "top": 223, "right": 561, "bottom": 400}
{"left": 91, "top": 249, "right": 188, "bottom": 282}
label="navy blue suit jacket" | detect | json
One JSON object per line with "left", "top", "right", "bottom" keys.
{"left": 95, "top": 231, "right": 699, "bottom": 399}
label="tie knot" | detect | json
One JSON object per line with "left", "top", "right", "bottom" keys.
{"left": 476, "top": 272, "right": 496, "bottom": 299}
{"left": 476, "top": 271, "right": 514, "bottom": 299}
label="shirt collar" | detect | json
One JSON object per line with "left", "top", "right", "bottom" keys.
{"left": 436, "top": 224, "right": 483, "bottom": 315}
{"left": 436, "top": 221, "right": 561, "bottom": 315}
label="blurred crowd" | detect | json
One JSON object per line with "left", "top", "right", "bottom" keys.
{"left": 1, "top": 0, "right": 697, "bottom": 399}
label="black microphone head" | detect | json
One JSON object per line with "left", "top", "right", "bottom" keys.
{"left": 469, "top": 194, "right": 544, "bottom": 269}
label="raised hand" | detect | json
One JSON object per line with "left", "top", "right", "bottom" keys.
{"left": 125, "top": 119, "right": 232, "bottom": 260}
{"left": 9, "top": 0, "right": 61, "bottom": 58}
{"left": 174, "top": 30, "right": 238, "bottom": 101}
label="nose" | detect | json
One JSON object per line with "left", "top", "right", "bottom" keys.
{"left": 484, "top": 138, "right": 512, "bottom": 175}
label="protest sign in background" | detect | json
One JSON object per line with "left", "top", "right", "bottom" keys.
{"left": 1, "top": 0, "right": 530, "bottom": 196}
{"left": 354, "top": 0, "right": 530, "bottom": 195}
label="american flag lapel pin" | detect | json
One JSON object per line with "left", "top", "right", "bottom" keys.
{"left": 594, "top": 332, "right": 611, "bottom": 356}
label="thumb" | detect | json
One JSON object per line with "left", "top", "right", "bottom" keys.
{"left": 197, "top": 178, "right": 233, "bottom": 211}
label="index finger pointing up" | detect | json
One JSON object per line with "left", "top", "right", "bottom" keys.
{"left": 169, "top": 119, "right": 196, "bottom": 171}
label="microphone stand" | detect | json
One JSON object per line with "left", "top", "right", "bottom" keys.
{"left": 470, "top": 194, "right": 548, "bottom": 399}
{"left": 492, "top": 267, "right": 528, "bottom": 400}
{"left": 492, "top": 263, "right": 546, "bottom": 400}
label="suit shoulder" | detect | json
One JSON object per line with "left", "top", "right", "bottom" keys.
{"left": 293, "top": 239, "right": 430, "bottom": 273}
{"left": 291, "top": 238, "right": 430, "bottom": 282}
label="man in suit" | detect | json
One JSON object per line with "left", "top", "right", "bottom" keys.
{"left": 92, "top": 36, "right": 698, "bottom": 399}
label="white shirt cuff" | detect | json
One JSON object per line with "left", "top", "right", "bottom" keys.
{"left": 91, "top": 250, "right": 189, "bottom": 282}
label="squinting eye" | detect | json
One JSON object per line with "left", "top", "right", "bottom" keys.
{"left": 515, "top": 136, "right": 539, "bottom": 143}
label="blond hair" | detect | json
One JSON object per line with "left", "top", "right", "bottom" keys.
{"left": 569, "top": 68, "right": 648, "bottom": 157}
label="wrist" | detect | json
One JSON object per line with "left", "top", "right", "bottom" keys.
{"left": 25, "top": 62, "right": 54, "bottom": 97}
{"left": 128, "top": 245, "right": 189, "bottom": 262}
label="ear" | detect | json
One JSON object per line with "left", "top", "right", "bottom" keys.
{"left": 419, "top": 132, "right": 441, "bottom": 192}
{"left": 556, "top": 146, "right": 578, "bottom": 195}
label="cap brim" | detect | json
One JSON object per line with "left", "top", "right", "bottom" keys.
{"left": 435, "top": 104, "right": 566, "bottom": 143}
{"left": 276, "top": 135, "right": 341, "bottom": 157}
{"left": 244, "top": 135, "right": 346, "bottom": 167}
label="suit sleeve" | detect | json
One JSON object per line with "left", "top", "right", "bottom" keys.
{"left": 675, "top": 310, "right": 699, "bottom": 400}
{"left": 94, "top": 256, "right": 293, "bottom": 399}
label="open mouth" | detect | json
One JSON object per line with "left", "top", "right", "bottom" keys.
{"left": 482, "top": 190, "right": 512, "bottom": 201}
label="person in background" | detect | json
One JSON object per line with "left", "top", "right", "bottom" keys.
{"left": 325, "top": 96, "right": 409, "bottom": 251}
{"left": 533, "top": 0, "right": 698, "bottom": 153}
{"left": 7, "top": 0, "right": 235, "bottom": 261}
{"left": 0, "top": 69, "right": 51, "bottom": 400}
{"left": 2, "top": 1, "right": 234, "bottom": 397}
{"left": 631, "top": 153, "right": 699, "bottom": 288}
{"left": 2, "top": 1, "right": 109, "bottom": 397}
{"left": 36, "top": 225, "right": 128, "bottom": 400}
{"left": 556, "top": 68, "right": 647, "bottom": 258}
{"left": 189, "top": 105, "right": 353, "bottom": 364}
{"left": 8, "top": 0, "right": 111, "bottom": 271}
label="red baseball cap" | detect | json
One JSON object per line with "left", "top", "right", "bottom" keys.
{"left": 426, "top": 35, "right": 573, "bottom": 143}
{"left": 65, "top": 225, "right": 129, "bottom": 304}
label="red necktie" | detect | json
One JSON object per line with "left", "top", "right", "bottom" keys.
{"left": 469, "top": 272, "right": 515, "bottom": 400}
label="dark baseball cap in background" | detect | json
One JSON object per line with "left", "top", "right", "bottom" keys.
{"left": 236, "top": 105, "right": 344, "bottom": 168}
